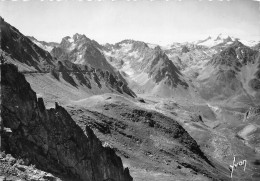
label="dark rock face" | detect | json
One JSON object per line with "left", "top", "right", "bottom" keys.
{"left": 1, "top": 63, "right": 133, "bottom": 181}
{"left": 147, "top": 48, "right": 188, "bottom": 88}
{"left": 0, "top": 17, "right": 54, "bottom": 72}
{"left": 181, "top": 46, "right": 189, "bottom": 53}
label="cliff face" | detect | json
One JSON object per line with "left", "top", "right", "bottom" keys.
{"left": 1, "top": 63, "right": 132, "bottom": 181}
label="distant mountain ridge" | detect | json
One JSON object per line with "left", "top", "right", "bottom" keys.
{"left": 194, "top": 33, "right": 259, "bottom": 48}
{"left": 195, "top": 33, "right": 235, "bottom": 48}
{"left": 208, "top": 40, "right": 259, "bottom": 67}
{"left": 197, "top": 40, "right": 260, "bottom": 106}
{"left": 102, "top": 39, "right": 194, "bottom": 98}
{"left": 2, "top": 15, "right": 259, "bottom": 102}
{"left": 0, "top": 17, "right": 136, "bottom": 98}
{"left": 27, "top": 36, "right": 59, "bottom": 52}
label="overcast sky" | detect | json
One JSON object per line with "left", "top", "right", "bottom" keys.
{"left": 1, "top": 0, "right": 259, "bottom": 45}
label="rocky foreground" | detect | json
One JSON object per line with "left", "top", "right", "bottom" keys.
{"left": 1, "top": 63, "right": 132, "bottom": 181}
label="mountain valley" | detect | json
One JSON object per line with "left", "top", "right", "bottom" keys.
{"left": 1, "top": 16, "right": 260, "bottom": 181}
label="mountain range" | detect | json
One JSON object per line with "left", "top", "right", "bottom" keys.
{"left": 1, "top": 16, "right": 260, "bottom": 181}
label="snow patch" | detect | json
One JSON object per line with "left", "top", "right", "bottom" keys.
{"left": 147, "top": 43, "right": 158, "bottom": 49}
{"left": 69, "top": 42, "right": 76, "bottom": 50}
{"left": 120, "top": 43, "right": 132, "bottom": 53}
{"left": 207, "top": 103, "right": 221, "bottom": 113}
{"left": 74, "top": 54, "right": 84, "bottom": 64}
{"left": 32, "top": 40, "right": 53, "bottom": 52}
{"left": 240, "top": 40, "right": 259, "bottom": 47}
{"left": 103, "top": 51, "right": 112, "bottom": 57}
{"left": 121, "top": 61, "right": 134, "bottom": 76}
{"left": 128, "top": 51, "right": 139, "bottom": 58}
{"left": 132, "top": 72, "right": 149, "bottom": 85}
{"left": 68, "top": 37, "right": 74, "bottom": 43}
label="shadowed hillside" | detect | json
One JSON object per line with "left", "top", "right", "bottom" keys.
{"left": 1, "top": 63, "right": 133, "bottom": 181}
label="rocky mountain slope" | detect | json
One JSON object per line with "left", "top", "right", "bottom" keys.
{"left": 197, "top": 40, "right": 260, "bottom": 106}
{"left": 102, "top": 40, "right": 199, "bottom": 99}
{"left": 163, "top": 43, "right": 216, "bottom": 77}
{"left": 1, "top": 63, "right": 133, "bottom": 181}
{"left": 66, "top": 93, "right": 229, "bottom": 181}
{"left": 51, "top": 33, "right": 115, "bottom": 73}
{"left": 52, "top": 59, "right": 136, "bottom": 98}
{"left": 2, "top": 15, "right": 260, "bottom": 181}
{"left": 0, "top": 17, "right": 54, "bottom": 72}
{"left": 0, "top": 18, "right": 136, "bottom": 99}
{"left": 239, "top": 106, "right": 260, "bottom": 153}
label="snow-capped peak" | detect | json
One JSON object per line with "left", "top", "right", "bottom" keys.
{"left": 62, "top": 34, "right": 89, "bottom": 44}
{"left": 214, "top": 33, "right": 231, "bottom": 41}
{"left": 195, "top": 33, "right": 235, "bottom": 47}
{"left": 239, "top": 39, "right": 260, "bottom": 47}
{"left": 194, "top": 33, "right": 259, "bottom": 48}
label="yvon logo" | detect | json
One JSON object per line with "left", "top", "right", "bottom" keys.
{"left": 229, "top": 155, "right": 247, "bottom": 178}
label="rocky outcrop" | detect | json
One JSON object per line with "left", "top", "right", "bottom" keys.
{"left": 1, "top": 63, "right": 133, "bottom": 181}
{"left": 0, "top": 152, "right": 61, "bottom": 181}
{"left": 244, "top": 106, "right": 260, "bottom": 121}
